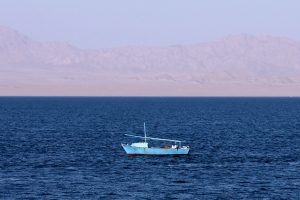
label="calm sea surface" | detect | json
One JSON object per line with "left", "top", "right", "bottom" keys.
{"left": 1, "top": 97, "right": 300, "bottom": 199}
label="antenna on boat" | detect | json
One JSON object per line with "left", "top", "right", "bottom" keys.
{"left": 144, "top": 122, "right": 147, "bottom": 143}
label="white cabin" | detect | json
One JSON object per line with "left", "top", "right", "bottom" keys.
{"left": 131, "top": 142, "right": 148, "bottom": 148}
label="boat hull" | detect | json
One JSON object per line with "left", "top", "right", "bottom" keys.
{"left": 122, "top": 145, "right": 189, "bottom": 156}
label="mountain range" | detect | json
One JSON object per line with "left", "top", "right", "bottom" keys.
{"left": 1, "top": 25, "right": 300, "bottom": 96}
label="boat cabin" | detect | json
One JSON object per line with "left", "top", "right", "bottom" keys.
{"left": 131, "top": 142, "right": 148, "bottom": 148}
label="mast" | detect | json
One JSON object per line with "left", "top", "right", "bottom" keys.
{"left": 144, "top": 122, "right": 147, "bottom": 143}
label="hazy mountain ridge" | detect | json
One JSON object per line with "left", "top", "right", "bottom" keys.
{"left": 2, "top": 26, "right": 300, "bottom": 74}
{"left": 1, "top": 25, "right": 300, "bottom": 96}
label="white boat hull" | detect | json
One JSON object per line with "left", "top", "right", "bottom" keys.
{"left": 122, "top": 144, "right": 189, "bottom": 156}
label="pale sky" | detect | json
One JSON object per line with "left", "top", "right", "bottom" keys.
{"left": 1, "top": 0, "right": 300, "bottom": 49}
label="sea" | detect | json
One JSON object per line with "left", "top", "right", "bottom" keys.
{"left": 0, "top": 97, "right": 300, "bottom": 199}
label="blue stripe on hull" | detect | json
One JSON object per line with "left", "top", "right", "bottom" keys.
{"left": 122, "top": 145, "right": 189, "bottom": 156}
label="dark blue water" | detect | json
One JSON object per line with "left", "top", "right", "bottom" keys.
{"left": 1, "top": 97, "right": 300, "bottom": 199}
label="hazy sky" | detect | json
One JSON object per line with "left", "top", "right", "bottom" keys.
{"left": 1, "top": 0, "right": 300, "bottom": 49}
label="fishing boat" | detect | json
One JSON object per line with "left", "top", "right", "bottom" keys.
{"left": 121, "top": 123, "right": 190, "bottom": 156}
